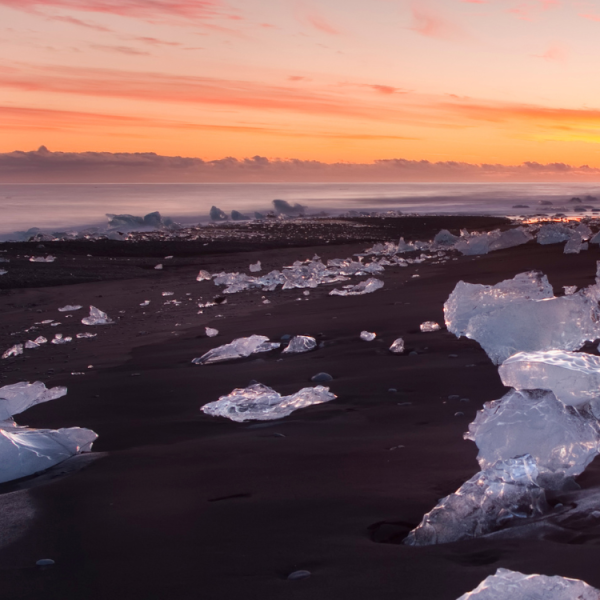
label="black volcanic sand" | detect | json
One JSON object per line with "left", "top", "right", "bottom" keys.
{"left": 1, "top": 216, "right": 600, "bottom": 599}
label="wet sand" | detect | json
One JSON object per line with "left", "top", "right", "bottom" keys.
{"left": 1, "top": 216, "right": 600, "bottom": 599}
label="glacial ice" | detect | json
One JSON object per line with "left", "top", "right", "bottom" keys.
{"left": 420, "top": 321, "right": 440, "bottom": 332}
{"left": 330, "top": 278, "right": 384, "bottom": 296}
{"left": 499, "top": 350, "right": 600, "bottom": 407}
{"left": 58, "top": 305, "right": 82, "bottom": 312}
{"left": 2, "top": 344, "right": 23, "bottom": 359}
{"left": 210, "top": 206, "right": 227, "bottom": 221}
{"left": 431, "top": 229, "right": 459, "bottom": 249}
{"left": 444, "top": 270, "right": 600, "bottom": 364}
{"left": 403, "top": 454, "right": 547, "bottom": 545}
{"left": 201, "top": 382, "right": 336, "bottom": 422}
{"left": 33, "top": 336, "right": 48, "bottom": 344}
{"left": 456, "top": 568, "right": 600, "bottom": 600}
{"left": 231, "top": 210, "right": 250, "bottom": 221}
{"left": 0, "top": 381, "right": 67, "bottom": 420}
{"left": 196, "top": 270, "right": 212, "bottom": 282}
{"left": 81, "top": 306, "right": 113, "bottom": 325}
{"left": 154, "top": 264, "right": 163, "bottom": 270}
{"left": 273, "top": 199, "right": 305, "bottom": 217}
{"left": 192, "top": 335, "right": 278, "bottom": 365}
{"left": 360, "top": 331, "right": 376, "bottom": 341}
{"left": 51, "top": 334, "right": 72, "bottom": 345}
{"left": 140, "top": 300, "right": 150, "bottom": 307}
{"left": 465, "top": 389, "right": 600, "bottom": 485}
{"left": 564, "top": 285, "right": 577, "bottom": 295}
{"left": 25, "top": 340, "right": 40, "bottom": 349}
{"left": 488, "top": 227, "right": 533, "bottom": 252}
{"left": 281, "top": 335, "right": 317, "bottom": 354}
{"left": 454, "top": 228, "right": 532, "bottom": 256}
{"left": 29, "top": 256, "right": 55, "bottom": 263}
{"left": 537, "top": 223, "right": 573, "bottom": 245}
{"left": 76, "top": 332, "right": 96, "bottom": 339}
{"left": 564, "top": 233, "right": 586, "bottom": 254}
{"left": 249, "top": 261, "right": 262, "bottom": 273}
{"left": 205, "top": 327, "right": 219, "bottom": 337}
{"left": 389, "top": 338, "right": 405, "bottom": 353}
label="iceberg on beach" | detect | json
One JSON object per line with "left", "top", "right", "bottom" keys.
{"left": 81, "top": 306, "right": 113, "bottom": 325}
{"left": 273, "top": 199, "right": 305, "bottom": 217}
{"left": 404, "top": 454, "right": 547, "bottom": 546}
{"left": 209, "top": 206, "right": 227, "bottom": 221}
{"left": 499, "top": 350, "right": 600, "bottom": 407}
{"left": 107, "top": 211, "right": 177, "bottom": 231}
{"left": 537, "top": 223, "right": 573, "bottom": 245}
{"left": 201, "top": 382, "right": 336, "bottom": 422}
{"left": 454, "top": 228, "right": 532, "bottom": 256}
{"left": 465, "top": 389, "right": 600, "bottom": 487}
{"left": 192, "top": 335, "right": 279, "bottom": 365}
{"left": 0, "top": 381, "right": 67, "bottom": 420}
{"left": 431, "top": 229, "right": 459, "bottom": 249}
{"left": 456, "top": 568, "right": 600, "bottom": 600}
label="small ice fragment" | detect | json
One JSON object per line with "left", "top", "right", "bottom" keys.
{"left": 51, "top": 322, "right": 61, "bottom": 326}
{"left": 201, "top": 382, "right": 336, "bottom": 422}
{"left": 34, "top": 336, "right": 47, "bottom": 345}
{"left": 81, "top": 306, "right": 113, "bottom": 325}
{"left": 196, "top": 270, "right": 212, "bottom": 282}
{"left": 29, "top": 255, "right": 55, "bottom": 263}
{"left": 262, "top": 299, "right": 270, "bottom": 304}
{"left": 24, "top": 340, "right": 39, "bottom": 349}
{"left": 282, "top": 335, "right": 317, "bottom": 354}
{"left": 420, "top": 321, "right": 440, "bottom": 332}
{"left": 360, "top": 331, "right": 376, "bottom": 341}
{"left": 192, "top": 335, "right": 275, "bottom": 365}
{"left": 249, "top": 261, "right": 261, "bottom": 273}
{"left": 404, "top": 454, "right": 546, "bottom": 545}
{"left": 58, "top": 305, "right": 82, "bottom": 312}
{"left": 140, "top": 300, "right": 150, "bottom": 306}
{"left": 2, "top": 344, "right": 23, "bottom": 359}
{"left": 162, "top": 292, "right": 174, "bottom": 296}
{"left": 389, "top": 338, "right": 405, "bottom": 353}
{"left": 154, "top": 264, "right": 163, "bottom": 270}
{"left": 311, "top": 372, "right": 333, "bottom": 383}
{"left": 39, "top": 320, "right": 54, "bottom": 325}
{"left": 303, "top": 291, "right": 310, "bottom": 296}
{"left": 0, "top": 381, "right": 67, "bottom": 419}
{"left": 499, "top": 350, "right": 600, "bottom": 407}
{"left": 565, "top": 232, "right": 585, "bottom": 254}
{"left": 329, "top": 278, "right": 384, "bottom": 296}
{"left": 564, "top": 285, "right": 577, "bottom": 295}
{"left": 51, "top": 334, "right": 72, "bottom": 345}
{"left": 205, "top": 327, "right": 219, "bottom": 337}
{"left": 76, "top": 332, "right": 97, "bottom": 339}
{"left": 455, "top": 568, "right": 600, "bottom": 600}
{"left": 165, "top": 255, "right": 173, "bottom": 259}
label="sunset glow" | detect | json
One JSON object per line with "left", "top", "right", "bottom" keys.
{"left": 3, "top": 0, "right": 600, "bottom": 180}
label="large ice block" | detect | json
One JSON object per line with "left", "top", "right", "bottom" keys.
{"left": 456, "top": 568, "right": 600, "bottom": 600}
{"left": 201, "top": 383, "right": 336, "bottom": 422}
{"left": 465, "top": 389, "right": 600, "bottom": 485}
{"left": 404, "top": 454, "right": 547, "bottom": 545}
{"left": 444, "top": 271, "right": 600, "bottom": 364}
{"left": 499, "top": 350, "right": 600, "bottom": 407}
{"left": 0, "top": 382, "right": 67, "bottom": 420}
{"left": 192, "top": 335, "right": 277, "bottom": 365}
{"left": 431, "top": 229, "right": 459, "bottom": 249}
{"left": 537, "top": 223, "right": 573, "bottom": 245}
{"left": 81, "top": 306, "right": 113, "bottom": 325}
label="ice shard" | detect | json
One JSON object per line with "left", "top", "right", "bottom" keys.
{"left": 192, "top": 335, "right": 277, "bottom": 365}
{"left": 329, "top": 278, "right": 384, "bottom": 296}
{"left": 537, "top": 223, "right": 573, "bottom": 245}
{"left": 0, "top": 381, "right": 67, "bottom": 420}
{"left": 281, "top": 335, "right": 317, "bottom": 354}
{"left": 389, "top": 338, "right": 405, "bottom": 353}
{"left": 465, "top": 389, "right": 600, "bottom": 485}
{"left": 564, "top": 233, "right": 586, "bottom": 254}
{"left": 81, "top": 306, "right": 113, "bottom": 325}
{"left": 404, "top": 454, "right": 547, "bottom": 546}
{"left": 456, "top": 568, "right": 600, "bottom": 600}
{"left": 2, "top": 344, "right": 23, "bottom": 359}
{"left": 420, "top": 321, "right": 441, "bottom": 332}
{"left": 360, "top": 331, "right": 376, "bottom": 341}
{"left": 499, "top": 350, "right": 600, "bottom": 407}
{"left": 196, "top": 270, "right": 212, "bottom": 282}
{"left": 201, "top": 383, "right": 336, "bottom": 422}
{"left": 444, "top": 270, "right": 600, "bottom": 364}
{"left": 51, "top": 334, "right": 72, "bottom": 344}
{"left": 205, "top": 327, "right": 219, "bottom": 338}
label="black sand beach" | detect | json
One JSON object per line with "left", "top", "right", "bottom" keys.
{"left": 1, "top": 216, "right": 600, "bottom": 599}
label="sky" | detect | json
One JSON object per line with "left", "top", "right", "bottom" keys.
{"left": 3, "top": 0, "right": 600, "bottom": 181}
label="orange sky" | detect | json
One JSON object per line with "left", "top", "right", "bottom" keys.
{"left": 3, "top": 0, "right": 600, "bottom": 179}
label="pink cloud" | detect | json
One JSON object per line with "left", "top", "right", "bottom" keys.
{"left": 306, "top": 13, "right": 339, "bottom": 35}
{"left": 408, "top": 5, "right": 465, "bottom": 41}
{"left": 91, "top": 44, "right": 150, "bottom": 55}
{"left": 47, "top": 14, "right": 111, "bottom": 31}
{"left": 533, "top": 43, "right": 568, "bottom": 61}
{"left": 579, "top": 12, "right": 600, "bottom": 22}
{"left": 507, "top": 0, "right": 560, "bottom": 20}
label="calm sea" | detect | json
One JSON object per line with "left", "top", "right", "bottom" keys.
{"left": 1, "top": 182, "right": 598, "bottom": 237}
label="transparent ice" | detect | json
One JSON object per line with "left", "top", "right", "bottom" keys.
{"left": 201, "top": 383, "right": 336, "bottom": 422}
{"left": 389, "top": 338, "right": 405, "bottom": 353}
{"left": 456, "top": 568, "right": 600, "bottom": 600}
{"left": 29, "top": 256, "right": 55, "bottom": 263}
{"left": 465, "top": 389, "right": 600, "bottom": 486}
{"left": 330, "top": 278, "right": 384, "bottom": 296}
{"left": 564, "top": 285, "right": 577, "bottom": 295}
{"left": 0, "top": 381, "right": 67, "bottom": 420}
{"left": 81, "top": 306, "right": 113, "bottom": 326}
{"left": 58, "top": 305, "right": 82, "bottom": 312}
{"left": 2, "top": 344, "right": 23, "bottom": 359}
{"left": 537, "top": 223, "right": 573, "bottom": 245}
{"left": 192, "top": 335, "right": 279, "bottom": 365}
{"left": 431, "top": 229, "right": 459, "bottom": 249}
{"left": 420, "top": 321, "right": 441, "bottom": 332}
{"left": 281, "top": 335, "right": 317, "bottom": 354}
{"left": 499, "top": 350, "right": 600, "bottom": 407}
{"left": 360, "top": 331, "right": 376, "bottom": 341}
{"left": 564, "top": 233, "right": 586, "bottom": 254}
{"left": 404, "top": 454, "right": 547, "bottom": 545}
{"left": 249, "top": 261, "right": 262, "bottom": 273}
{"left": 51, "top": 334, "right": 72, "bottom": 345}
{"left": 196, "top": 270, "right": 212, "bottom": 282}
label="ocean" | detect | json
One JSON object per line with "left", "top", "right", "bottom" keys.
{"left": 1, "top": 182, "right": 599, "bottom": 237}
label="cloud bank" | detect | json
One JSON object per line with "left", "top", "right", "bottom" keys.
{"left": 2, "top": 147, "right": 600, "bottom": 183}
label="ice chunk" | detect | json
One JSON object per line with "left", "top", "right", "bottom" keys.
{"left": 51, "top": 334, "right": 72, "bottom": 345}
{"left": 162, "top": 291, "right": 174, "bottom": 296}
{"left": 564, "top": 285, "right": 577, "bottom": 295}
{"left": 330, "top": 278, "right": 384, "bottom": 296}
{"left": 465, "top": 389, "right": 600, "bottom": 485}
{"left": 29, "top": 255, "right": 55, "bottom": 263}
{"left": 420, "top": 321, "right": 440, "bottom": 332}
{"left": 140, "top": 300, "right": 150, "bottom": 306}
{"left": 25, "top": 340, "right": 39, "bottom": 349}
{"left": 488, "top": 227, "right": 533, "bottom": 251}
{"left": 590, "top": 231, "right": 600, "bottom": 245}
{"left": 444, "top": 271, "right": 600, "bottom": 364}
{"left": 81, "top": 306, "right": 113, "bottom": 326}
{"left": 0, "top": 381, "right": 67, "bottom": 420}
{"left": 154, "top": 264, "right": 163, "bottom": 270}
{"left": 192, "top": 335, "right": 276, "bottom": 365}
{"left": 209, "top": 206, "right": 227, "bottom": 221}
{"left": 201, "top": 383, "right": 335, "bottom": 422}
{"left": 249, "top": 261, "right": 261, "bottom": 273}
{"left": 537, "top": 223, "right": 573, "bottom": 245}
{"left": 282, "top": 335, "right": 317, "bottom": 354}
{"left": 360, "top": 331, "right": 376, "bottom": 341}
{"left": 0, "top": 424, "right": 97, "bottom": 484}
{"left": 76, "top": 332, "right": 96, "bottom": 339}
{"left": 273, "top": 199, "right": 305, "bottom": 217}
{"left": 58, "top": 305, "right": 82, "bottom": 312}
{"left": 196, "top": 270, "right": 211, "bottom": 281}
{"left": 404, "top": 454, "right": 546, "bottom": 545}
{"left": 455, "top": 231, "right": 499, "bottom": 255}
{"left": 2, "top": 344, "right": 23, "bottom": 359}
{"left": 205, "top": 327, "right": 219, "bottom": 337}
{"left": 231, "top": 210, "right": 250, "bottom": 221}
{"left": 389, "top": 338, "right": 405, "bottom": 353}
{"left": 456, "top": 568, "right": 600, "bottom": 600}
{"left": 564, "top": 232, "right": 585, "bottom": 254}
{"left": 499, "top": 350, "right": 600, "bottom": 407}
{"left": 431, "top": 229, "right": 459, "bottom": 249}
{"left": 33, "top": 336, "right": 47, "bottom": 344}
